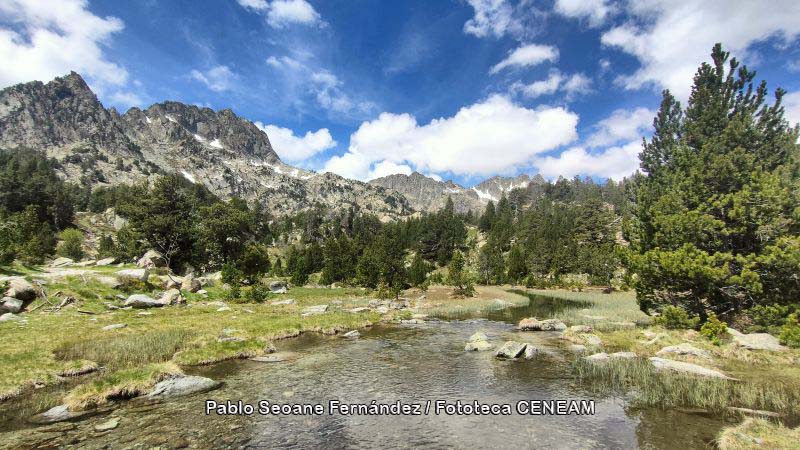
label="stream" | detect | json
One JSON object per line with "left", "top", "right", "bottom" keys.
{"left": 0, "top": 293, "right": 732, "bottom": 449}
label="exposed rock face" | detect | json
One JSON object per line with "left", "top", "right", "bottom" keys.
{"left": 0, "top": 72, "right": 411, "bottom": 219}
{"left": 369, "top": 172, "right": 485, "bottom": 213}
{"left": 472, "top": 174, "right": 541, "bottom": 202}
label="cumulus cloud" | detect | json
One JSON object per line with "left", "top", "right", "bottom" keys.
{"left": 189, "top": 65, "right": 236, "bottom": 92}
{"left": 554, "top": 0, "right": 614, "bottom": 27}
{"left": 601, "top": 0, "right": 800, "bottom": 101}
{"left": 237, "top": 0, "right": 322, "bottom": 28}
{"left": 784, "top": 91, "right": 800, "bottom": 127}
{"left": 490, "top": 43, "right": 558, "bottom": 74}
{"left": 0, "top": 0, "right": 127, "bottom": 89}
{"left": 535, "top": 141, "right": 641, "bottom": 181}
{"left": 463, "top": 0, "right": 518, "bottom": 38}
{"left": 323, "top": 95, "right": 579, "bottom": 181}
{"left": 266, "top": 55, "right": 303, "bottom": 71}
{"left": 587, "top": 107, "right": 655, "bottom": 147}
{"left": 512, "top": 70, "right": 592, "bottom": 100}
{"left": 368, "top": 160, "right": 413, "bottom": 180}
{"left": 107, "top": 90, "right": 144, "bottom": 108}
{"left": 254, "top": 121, "right": 336, "bottom": 162}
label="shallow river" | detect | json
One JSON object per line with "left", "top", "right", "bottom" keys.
{"left": 1, "top": 294, "right": 731, "bottom": 449}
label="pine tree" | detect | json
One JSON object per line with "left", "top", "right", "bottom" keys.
{"left": 408, "top": 252, "right": 431, "bottom": 286}
{"left": 506, "top": 245, "right": 527, "bottom": 285}
{"left": 478, "top": 201, "right": 496, "bottom": 232}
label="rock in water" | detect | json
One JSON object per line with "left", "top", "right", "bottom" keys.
{"left": 494, "top": 341, "right": 528, "bottom": 359}
{"left": 124, "top": 294, "right": 167, "bottom": 308}
{"left": 727, "top": 328, "right": 785, "bottom": 351}
{"left": 656, "top": 343, "right": 712, "bottom": 359}
{"left": 649, "top": 357, "right": 736, "bottom": 380}
{"left": 147, "top": 376, "right": 221, "bottom": 399}
{"left": 94, "top": 417, "right": 120, "bottom": 431}
{"left": 137, "top": 250, "right": 166, "bottom": 268}
{"left": 523, "top": 345, "right": 538, "bottom": 359}
{"left": 29, "top": 405, "right": 97, "bottom": 424}
{"left": 465, "top": 331, "right": 493, "bottom": 351}
{"left": 343, "top": 330, "right": 361, "bottom": 338}
{"left": 518, "top": 318, "right": 567, "bottom": 331}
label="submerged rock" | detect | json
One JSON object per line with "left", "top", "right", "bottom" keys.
{"left": 656, "top": 343, "right": 711, "bottom": 359}
{"left": 727, "top": 328, "right": 785, "bottom": 351}
{"left": 251, "top": 352, "right": 297, "bottom": 363}
{"left": 94, "top": 417, "right": 120, "bottom": 431}
{"left": 495, "top": 341, "right": 528, "bottom": 359}
{"left": 518, "top": 318, "right": 566, "bottom": 331}
{"left": 29, "top": 405, "right": 98, "bottom": 424}
{"left": 649, "top": 357, "right": 735, "bottom": 380}
{"left": 146, "top": 376, "right": 221, "bottom": 399}
{"left": 343, "top": 330, "right": 361, "bottom": 338}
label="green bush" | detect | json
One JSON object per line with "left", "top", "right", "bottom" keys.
{"left": 746, "top": 304, "right": 796, "bottom": 332}
{"left": 779, "top": 314, "right": 800, "bottom": 348}
{"left": 118, "top": 277, "right": 150, "bottom": 293}
{"left": 221, "top": 263, "right": 243, "bottom": 285}
{"left": 700, "top": 312, "right": 728, "bottom": 345}
{"left": 57, "top": 228, "right": 84, "bottom": 260}
{"left": 242, "top": 283, "right": 270, "bottom": 303}
{"left": 98, "top": 234, "right": 116, "bottom": 257}
{"left": 653, "top": 306, "right": 700, "bottom": 329}
{"left": 225, "top": 284, "right": 241, "bottom": 302}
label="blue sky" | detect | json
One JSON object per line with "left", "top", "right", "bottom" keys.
{"left": 1, "top": 0, "right": 799, "bottom": 186}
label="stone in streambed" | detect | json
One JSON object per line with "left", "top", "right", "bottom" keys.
{"left": 251, "top": 352, "right": 297, "bottom": 363}
{"left": 494, "top": 341, "right": 528, "bottom": 359}
{"left": 518, "top": 317, "right": 567, "bottom": 331}
{"left": 29, "top": 405, "right": 98, "bottom": 424}
{"left": 343, "top": 330, "right": 361, "bottom": 339}
{"left": 465, "top": 332, "right": 492, "bottom": 351}
{"left": 146, "top": 376, "right": 221, "bottom": 399}
{"left": 94, "top": 417, "right": 119, "bottom": 431}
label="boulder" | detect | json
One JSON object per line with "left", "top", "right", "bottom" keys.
{"left": 584, "top": 352, "right": 637, "bottom": 362}
{"left": 269, "top": 280, "right": 288, "bottom": 294}
{"left": 583, "top": 334, "right": 603, "bottom": 346}
{"left": 49, "top": 257, "right": 74, "bottom": 268}
{"left": 270, "top": 299, "right": 295, "bottom": 306}
{"left": 656, "top": 343, "right": 711, "bottom": 359}
{"left": 302, "top": 305, "right": 328, "bottom": 316}
{"left": 96, "top": 276, "right": 123, "bottom": 289}
{"left": 584, "top": 352, "right": 610, "bottom": 362}
{"left": 518, "top": 318, "right": 567, "bottom": 331}
{"left": 727, "top": 328, "right": 785, "bottom": 351}
{"left": 1, "top": 297, "right": 23, "bottom": 314}
{"left": 164, "top": 278, "right": 180, "bottom": 290}
{"left": 523, "top": 345, "right": 539, "bottom": 359}
{"left": 95, "top": 257, "right": 118, "bottom": 266}
{"left": 159, "top": 288, "right": 183, "bottom": 305}
{"left": 74, "top": 260, "right": 96, "bottom": 267}
{"left": 146, "top": 376, "right": 221, "bottom": 399}
{"left": 343, "top": 330, "right": 361, "bottom": 339}
{"left": 102, "top": 323, "right": 127, "bottom": 331}
{"left": 465, "top": 333, "right": 492, "bottom": 351}
{"left": 137, "top": 250, "right": 166, "bottom": 269}
{"left": 649, "top": 357, "right": 736, "bottom": 380}
{"left": 116, "top": 268, "right": 149, "bottom": 282}
{"left": 123, "top": 294, "right": 167, "bottom": 309}
{"left": 495, "top": 341, "right": 528, "bottom": 359}
{"left": 569, "top": 344, "right": 587, "bottom": 352}
{"left": 469, "top": 331, "right": 488, "bottom": 342}
{"left": 29, "top": 404, "right": 97, "bottom": 424}
{"left": 181, "top": 275, "right": 201, "bottom": 293}
{"left": 5, "top": 278, "right": 37, "bottom": 301}
{"left": 568, "top": 325, "right": 593, "bottom": 333}
{"left": 217, "top": 306, "right": 231, "bottom": 312}
{"left": 0, "top": 313, "right": 22, "bottom": 322}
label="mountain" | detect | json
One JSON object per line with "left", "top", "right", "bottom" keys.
{"left": 0, "top": 72, "right": 411, "bottom": 219}
{"left": 368, "top": 172, "right": 486, "bottom": 213}
{"left": 472, "top": 174, "right": 546, "bottom": 202}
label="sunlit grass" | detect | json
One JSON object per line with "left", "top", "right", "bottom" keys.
{"left": 717, "top": 418, "right": 800, "bottom": 450}
{"left": 526, "top": 289, "right": 651, "bottom": 330}
{"left": 419, "top": 285, "right": 529, "bottom": 317}
{"left": 63, "top": 362, "right": 182, "bottom": 410}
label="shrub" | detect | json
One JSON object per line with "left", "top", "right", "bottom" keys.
{"left": 746, "top": 304, "right": 796, "bottom": 332}
{"left": 779, "top": 314, "right": 800, "bottom": 348}
{"left": 653, "top": 306, "right": 700, "bottom": 329}
{"left": 225, "top": 284, "right": 241, "bottom": 301}
{"left": 57, "top": 228, "right": 84, "bottom": 260}
{"left": 117, "top": 277, "right": 150, "bottom": 293}
{"left": 700, "top": 312, "right": 728, "bottom": 345}
{"left": 242, "top": 283, "right": 270, "bottom": 303}
{"left": 221, "top": 263, "right": 243, "bottom": 285}
{"left": 98, "top": 234, "right": 116, "bottom": 257}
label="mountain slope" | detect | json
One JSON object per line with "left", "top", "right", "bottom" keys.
{"left": 0, "top": 72, "right": 411, "bottom": 219}
{"left": 368, "top": 172, "right": 486, "bottom": 213}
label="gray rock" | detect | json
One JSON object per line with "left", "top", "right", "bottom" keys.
{"left": 146, "top": 376, "right": 221, "bottom": 399}
{"left": 465, "top": 340, "right": 493, "bottom": 351}
{"left": 159, "top": 288, "right": 183, "bottom": 305}
{"left": 349, "top": 307, "right": 369, "bottom": 313}
{"left": 0, "top": 313, "right": 22, "bottom": 322}
{"left": 523, "top": 345, "right": 539, "bottom": 359}
{"left": 5, "top": 278, "right": 37, "bottom": 301}
{"left": 270, "top": 299, "right": 295, "bottom": 306}
{"left": 116, "top": 268, "right": 149, "bottom": 282}
{"left": 469, "top": 332, "right": 488, "bottom": 342}
{"left": 649, "top": 357, "right": 736, "bottom": 380}
{"left": 269, "top": 280, "right": 288, "bottom": 293}
{"left": 102, "top": 323, "right": 127, "bottom": 331}
{"left": 49, "top": 257, "right": 74, "bottom": 267}
{"left": 583, "top": 334, "right": 603, "bottom": 346}
{"left": 728, "top": 328, "right": 785, "bottom": 351}
{"left": 375, "top": 306, "right": 390, "bottom": 314}
{"left": 656, "top": 343, "right": 711, "bottom": 359}
{"left": 495, "top": 341, "right": 528, "bottom": 359}
{"left": 181, "top": 275, "right": 201, "bottom": 293}
{"left": 29, "top": 405, "right": 98, "bottom": 424}
{"left": 302, "top": 304, "right": 328, "bottom": 316}
{"left": 584, "top": 352, "right": 636, "bottom": 362}
{"left": 568, "top": 325, "right": 593, "bottom": 333}
{"left": 94, "top": 417, "right": 119, "bottom": 431}
{"left": 400, "top": 319, "right": 425, "bottom": 324}
{"left": 343, "top": 330, "right": 361, "bottom": 338}
{"left": 217, "top": 306, "right": 231, "bottom": 312}
{"left": 1, "top": 297, "right": 23, "bottom": 314}
{"left": 74, "top": 260, "right": 96, "bottom": 267}
{"left": 584, "top": 352, "right": 610, "bottom": 362}
{"left": 95, "top": 257, "right": 118, "bottom": 266}
{"left": 518, "top": 318, "right": 567, "bottom": 331}
{"left": 569, "top": 344, "right": 587, "bottom": 352}
{"left": 123, "top": 294, "right": 166, "bottom": 308}
{"left": 137, "top": 250, "right": 166, "bottom": 269}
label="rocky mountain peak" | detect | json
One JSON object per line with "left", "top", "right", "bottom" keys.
{"left": 369, "top": 172, "right": 485, "bottom": 213}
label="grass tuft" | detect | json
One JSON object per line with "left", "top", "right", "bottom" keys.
{"left": 63, "top": 362, "right": 182, "bottom": 411}
{"left": 54, "top": 329, "right": 192, "bottom": 368}
{"left": 717, "top": 418, "right": 800, "bottom": 449}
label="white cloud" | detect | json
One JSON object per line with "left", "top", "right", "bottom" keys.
{"left": 254, "top": 121, "right": 336, "bottom": 162}
{"left": 601, "top": 0, "right": 800, "bottom": 101}
{"left": 535, "top": 141, "right": 641, "bottom": 181}
{"left": 107, "top": 90, "right": 143, "bottom": 108}
{"left": 238, "top": 0, "right": 322, "bottom": 28}
{"left": 490, "top": 43, "right": 558, "bottom": 74}
{"left": 554, "top": 0, "right": 614, "bottom": 27}
{"left": 266, "top": 55, "right": 303, "bottom": 71}
{"left": 323, "top": 95, "right": 579, "bottom": 180}
{"left": 784, "top": 91, "right": 800, "bottom": 127}
{"left": 587, "top": 107, "right": 655, "bottom": 147}
{"left": 0, "top": 0, "right": 127, "bottom": 89}
{"left": 463, "top": 0, "right": 518, "bottom": 38}
{"left": 367, "top": 160, "right": 413, "bottom": 180}
{"left": 189, "top": 65, "right": 236, "bottom": 92}
{"left": 512, "top": 70, "right": 592, "bottom": 100}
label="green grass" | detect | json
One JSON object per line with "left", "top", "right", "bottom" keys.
{"left": 54, "top": 329, "right": 193, "bottom": 368}
{"left": 418, "top": 285, "right": 530, "bottom": 317}
{"left": 173, "top": 338, "right": 269, "bottom": 365}
{"left": 527, "top": 289, "right": 651, "bottom": 330}
{"left": 717, "top": 418, "right": 800, "bottom": 449}
{"left": 63, "top": 362, "right": 182, "bottom": 410}
{"left": 574, "top": 356, "right": 800, "bottom": 415}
